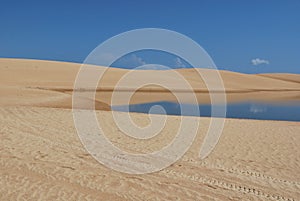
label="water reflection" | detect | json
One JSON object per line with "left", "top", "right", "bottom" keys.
{"left": 112, "top": 101, "right": 300, "bottom": 122}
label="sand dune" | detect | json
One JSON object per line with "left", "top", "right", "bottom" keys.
{"left": 1, "top": 58, "right": 300, "bottom": 200}
{"left": 259, "top": 73, "right": 300, "bottom": 84}
{"left": 1, "top": 58, "right": 299, "bottom": 107}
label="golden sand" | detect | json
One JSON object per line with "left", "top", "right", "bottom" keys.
{"left": 0, "top": 58, "right": 299, "bottom": 200}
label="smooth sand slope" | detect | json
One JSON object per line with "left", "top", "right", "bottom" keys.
{"left": 1, "top": 58, "right": 300, "bottom": 200}
{"left": 1, "top": 58, "right": 300, "bottom": 107}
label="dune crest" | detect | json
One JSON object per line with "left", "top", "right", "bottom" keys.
{"left": 1, "top": 58, "right": 299, "bottom": 108}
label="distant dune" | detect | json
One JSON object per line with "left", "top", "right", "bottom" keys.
{"left": 0, "top": 58, "right": 299, "bottom": 108}
{"left": 259, "top": 73, "right": 300, "bottom": 84}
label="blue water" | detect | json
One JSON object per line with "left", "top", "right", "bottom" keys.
{"left": 112, "top": 101, "right": 300, "bottom": 122}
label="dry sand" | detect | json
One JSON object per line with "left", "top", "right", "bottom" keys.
{"left": 1, "top": 58, "right": 300, "bottom": 107}
{"left": 1, "top": 58, "right": 300, "bottom": 200}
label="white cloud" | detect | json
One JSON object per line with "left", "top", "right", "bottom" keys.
{"left": 113, "top": 53, "right": 146, "bottom": 68}
{"left": 137, "top": 64, "right": 170, "bottom": 70}
{"left": 130, "top": 54, "right": 146, "bottom": 66}
{"left": 251, "top": 58, "right": 270, "bottom": 66}
{"left": 121, "top": 54, "right": 146, "bottom": 67}
{"left": 174, "top": 57, "right": 186, "bottom": 68}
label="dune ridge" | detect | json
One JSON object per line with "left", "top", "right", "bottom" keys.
{"left": 0, "top": 58, "right": 300, "bottom": 108}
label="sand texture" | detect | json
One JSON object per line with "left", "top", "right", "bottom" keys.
{"left": 0, "top": 58, "right": 300, "bottom": 200}
{"left": 1, "top": 107, "right": 300, "bottom": 200}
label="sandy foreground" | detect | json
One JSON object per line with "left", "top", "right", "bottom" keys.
{"left": 1, "top": 58, "right": 300, "bottom": 200}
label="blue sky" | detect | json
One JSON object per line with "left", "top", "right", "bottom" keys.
{"left": 1, "top": 0, "right": 299, "bottom": 73}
